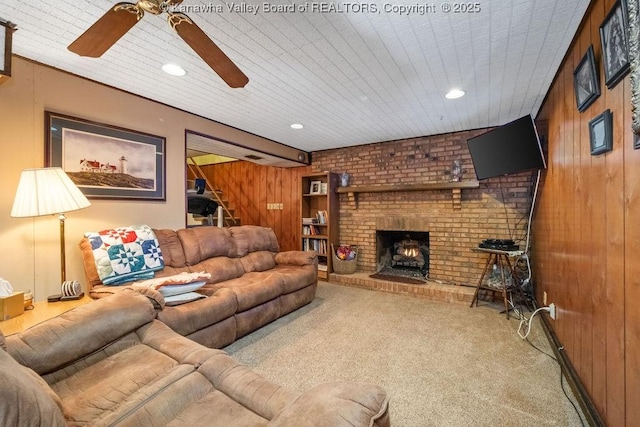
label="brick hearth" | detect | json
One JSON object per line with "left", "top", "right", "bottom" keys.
{"left": 329, "top": 272, "right": 475, "bottom": 304}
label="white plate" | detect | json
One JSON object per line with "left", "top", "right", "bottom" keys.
{"left": 158, "top": 281, "right": 207, "bottom": 297}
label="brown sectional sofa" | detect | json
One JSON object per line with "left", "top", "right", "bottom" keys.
{"left": 0, "top": 290, "right": 391, "bottom": 426}
{"left": 79, "top": 225, "right": 318, "bottom": 348}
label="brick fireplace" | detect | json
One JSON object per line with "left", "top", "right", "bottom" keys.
{"left": 311, "top": 128, "right": 536, "bottom": 286}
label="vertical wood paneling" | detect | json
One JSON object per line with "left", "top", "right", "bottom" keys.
{"left": 624, "top": 102, "right": 640, "bottom": 427}
{"left": 194, "top": 160, "right": 309, "bottom": 252}
{"left": 284, "top": 168, "right": 296, "bottom": 250}
{"left": 259, "top": 166, "right": 268, "bottom": 226}
{"left": 604, "top": 76, "right": 626, "bottom": 427}
{"left": 534, "top": 0, "right": 637, "bottom": 424}
{"left": 590, "top": 2, "right": 609, "bottom": 412}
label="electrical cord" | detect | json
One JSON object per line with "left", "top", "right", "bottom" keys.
{"left": 523, "top": 169, "right": 542, "bottom": 283}
{"left": 560, "top": 364, "right": 586, "bottom": 427}
{"left": 517, "top": 306, "right": 552, "bottom": 340}
{"left": 523, "top": 339, "right": 586, "bottom": 427}
{"left": 515, "top": 299, "right": 586, "bottom": 427}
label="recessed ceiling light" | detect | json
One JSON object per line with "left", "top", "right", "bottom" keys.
{"left": 445, "top": 89, "right": 465, "bottom": 99}
{"left": 162, "top": 63, "right": 186, "bottom": 76}
{"left": 290, "top": 123, "right": 304, "bottom": 129}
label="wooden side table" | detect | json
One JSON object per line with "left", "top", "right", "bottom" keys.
{"left": 470, "top": 247, "right": 524, "bottom": 319}
{"left": 0, "top": 295, "right": 92, "bottom": 336}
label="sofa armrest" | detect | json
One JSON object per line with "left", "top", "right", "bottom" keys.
{"left": 275, "top": 251, "right": 318, "bottom": 267}
{"left": 269, "top": 381, "right": 390, "bottom": 427}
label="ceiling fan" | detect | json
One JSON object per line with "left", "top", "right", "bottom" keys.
{"left": 68, "top": 0, "right": 249, "bottom": 88}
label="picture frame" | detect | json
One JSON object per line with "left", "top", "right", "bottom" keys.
{"left": 600, "top": 0, "right": 631, "bottom": 89}
{"left": 627, "top": 0, "right": 640, "bottom": 136}
{"left": 45, "top": 111, "right": 166, "bottom": 200}
{"left": 309, "top": 180, "right": 322, "bottom": 195}
{"left": 573, "top": 45, "right": 600, "bottom": 112}
{"left": 0, "top": 19, "right": 17, "bottom": 77}
{"left": 589, "top": 109, "right": 613, "bottom": 155}
{"left": 320, "top": 182, "right": 328, "bottom": 194}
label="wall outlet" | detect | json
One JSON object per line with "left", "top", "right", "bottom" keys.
{"left": 543, "top": 291, "right": 547, "bottom": 305}
{"left": 548, "top": 303, "right": 556, "bottom": 320}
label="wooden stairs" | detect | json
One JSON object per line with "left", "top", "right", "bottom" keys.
{"left": 187, "top": 159, "right": 240, "bottom": 227}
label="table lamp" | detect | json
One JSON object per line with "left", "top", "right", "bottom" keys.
{"left": 11, "top": 167, "right": 91, "bottom": 285}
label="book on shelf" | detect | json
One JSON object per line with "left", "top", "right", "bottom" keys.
{"left": 302, "top": 217, "right": 318, "bottom": 224}
{"left": 302, "top": 238, "right": 327, "bottom": 254}
{"left": 318, "top": 263, "right": 328, "bottom": 271}
{"left": 316, "top": 210, "right": 328, "bottom": 224}
{"left": 302, "top": 224, "right": 321, "bottom": 235}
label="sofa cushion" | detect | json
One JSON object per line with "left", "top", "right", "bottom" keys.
{"left": 52, "top": 343, "right": 191, "bottom": 424}
{"left": 197, "top": 256, "right": 246, "bottom": 284}
{"left": 209, "top": 272, "right": 284, "bottom": 312}
{"left": 178, "top": 227, "right": 237, "bottom": 265}
{"left": 154, "top": 228, "right": 188, "bottom": 267}
{"left": 157, "top": 287, "right": 238, "bottom": 336}
{"left": 7, "top": 290, "right": 157, "bottom": 375}
{"left": 272, "top": 264, "right": 318, "bottom": 294}
{"left": 240, "top": 250, "right": 277, "bottom": 273}
{"left": 0, "top": 347, "right": 67, "bottom": 426}
{"left": 230, "top": 225, "right": 280, "bottom": 257}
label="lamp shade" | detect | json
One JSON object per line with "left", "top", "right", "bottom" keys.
{"left": 11, "top": 167, "right": 91, "bottom": 218}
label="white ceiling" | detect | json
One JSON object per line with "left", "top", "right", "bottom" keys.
{"left": 0, "top": 0, "right": 590, "bottom": 153}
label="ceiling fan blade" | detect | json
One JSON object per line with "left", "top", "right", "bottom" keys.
{"left": 68, "top": 3, "right": 143, "bottom": 58}
{"left": 169, "top": 13, "right": 249, "bottom": 88}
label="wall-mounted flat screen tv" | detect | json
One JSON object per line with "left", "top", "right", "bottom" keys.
{"left": 467, "top": 115, "right": 546, "bottom": 180}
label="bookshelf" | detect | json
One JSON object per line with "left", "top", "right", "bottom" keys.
{"left": 301, "top": 172, "right": 339, "bottom": 279}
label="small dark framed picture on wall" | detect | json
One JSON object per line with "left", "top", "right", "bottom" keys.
{"left": 589, "top": 109, "right": 613, "bottom": 155}
{"left": 600, "top": 0, "right": 631, "bottom": 88}
{"left": 573, "top": 45, "right": 600, "bottom": 112}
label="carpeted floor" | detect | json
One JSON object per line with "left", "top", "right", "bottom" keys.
{"left": 224, "top": 281, "right": 584, "bottom": 426}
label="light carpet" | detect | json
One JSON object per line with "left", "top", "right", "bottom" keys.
{"left": 224, "top": 281, "right": 584, "bottom": 426}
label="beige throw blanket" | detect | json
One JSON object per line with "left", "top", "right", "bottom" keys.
{"left": 131, "top": 272, "right": 211, "bottom": 291}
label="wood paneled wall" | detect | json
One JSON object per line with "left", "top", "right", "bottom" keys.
{"left": 534, "top": 0, "right": 639, "bottom": 424}
{"left": 194, "top": 161, "right": 310, "bottom": 251}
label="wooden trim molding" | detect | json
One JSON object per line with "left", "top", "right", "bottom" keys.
{"left": 540, "top": 314, "right": 605, "bottom": 427}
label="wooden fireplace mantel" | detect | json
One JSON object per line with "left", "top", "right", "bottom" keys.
{"left": 335, "top": 180, "right": 480, "bottom": 210}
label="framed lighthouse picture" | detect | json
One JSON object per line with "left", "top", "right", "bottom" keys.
{"left": 45, "top": 111, "right": 166, "bottom": 200}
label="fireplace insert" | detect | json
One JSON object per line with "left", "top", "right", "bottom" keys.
{"left": 376, "top": 230, "right": 429, "bottom": 281}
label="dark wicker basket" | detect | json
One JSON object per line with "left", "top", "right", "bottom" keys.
{"left": 332, "top": 244, "right": 358, "bottom": 274}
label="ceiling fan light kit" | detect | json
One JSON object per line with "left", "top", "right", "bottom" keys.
{"left": 67, "top": 0, "right": 248, "bottom": 88}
